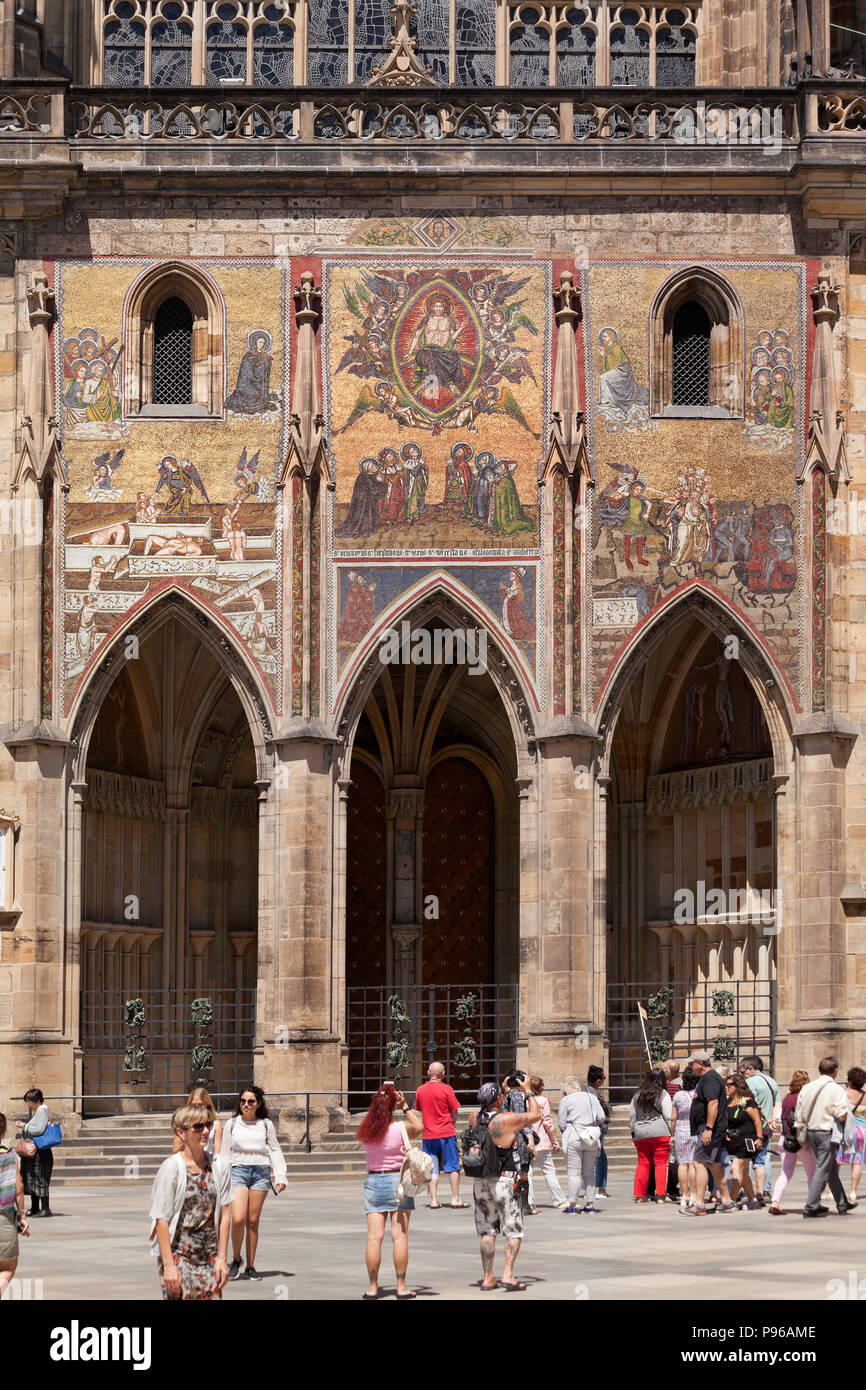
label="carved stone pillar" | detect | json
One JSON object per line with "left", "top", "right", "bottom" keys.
{"left": 386, "top": 783, "right": 424, "bottom": 988}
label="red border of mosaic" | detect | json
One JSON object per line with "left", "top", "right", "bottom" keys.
{"left": 552, "top": 470, "right": 566, "bottom": 716}
{"left": 811, "top": 468, "right": 826, "bottom": 712}
{"left": 291, "top": 474, "right": 304, "bottom": 718}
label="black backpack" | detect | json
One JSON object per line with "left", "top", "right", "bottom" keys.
{"left": 781, "top": 1102, "right": 800, "bottom": 1153}
{"left": 461, "top": 1111, "right": 501, "bottom": 1178}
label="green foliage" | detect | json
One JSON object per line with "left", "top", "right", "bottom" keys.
{"left": 712, "top": 989, "right": 735, "bottom": 1017}
{"left": 646, "top": 986, "right": 674, "bottom": 1018}
{"left": 648, "top": 1032, "right": 670, "bottom": 1063}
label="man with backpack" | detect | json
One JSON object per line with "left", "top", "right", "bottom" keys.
{"left": 462, "top": 1080, "right": 540, "bottom": 1292}
{"left": 740, "top": 1055, "right": 781, "bottom": 1201}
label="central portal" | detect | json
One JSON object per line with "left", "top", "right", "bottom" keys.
{"left": 344, "top": 632, "right": 520, "bottom": 1097}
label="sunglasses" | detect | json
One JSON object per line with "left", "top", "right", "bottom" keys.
{"left": 186, "top": 1122, "right": 213, "bottom": 1132}
{"left": 240, "top": 1098, "right": 257, "bottom": 1106}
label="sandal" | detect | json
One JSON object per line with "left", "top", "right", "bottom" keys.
{"left": 362, "top": 1291, "right": 380, "bottom": 1300}
{"left": 500, "top": 1281, "right": 528, "bottom": 1292}
{"left": 396, "top": 1290, "right": 417, "bottom": 1300}
{"left": 429, "top": 1202, "right": 442, "bottom": 1209}
{"left": 450, "top": 1200, "right": 469, "bottom": 1208}
{"left": 479, "top": 1282, "right": 500, "bottom": 1291}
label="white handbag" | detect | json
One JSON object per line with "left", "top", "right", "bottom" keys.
{"left": 395, "top": 1120, "right": 433, "bottom": 1201}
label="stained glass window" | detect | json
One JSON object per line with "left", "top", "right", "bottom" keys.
{"left": 511, "top": 8, "right": 549, "bottom": 85}
{"left": 103, "top": 12, "right": 145, "bottom": 87}
{"left": 610, "top": 10, "right": 650, "bottom": 85}
{"left": 206, "top": 14, "right": 247, "bottom": 85}
{"left": 151, "top": 4, "right": 193, "bottom": 85}
{"left": 416, "top": 0, "right": 450, "bottom": 85}
{"left": 355, "top": 0, "right": 391, "bottom": 83}
{"left": 455, "top": 0, "right": 495, "bottom": 86}
{"left": 253, "top": 10, "right": 294, "bottom": 85}
{"left": 308, "top": 0, "right": 349, "bottom": 83}
{"left": 656, "top": 12, "right": 696, "bottom": 87}
{"left": 556, "top": 8, "right": 596, "bottom": 85}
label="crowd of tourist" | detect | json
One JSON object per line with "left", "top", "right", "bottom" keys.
{"left": 4, "top": 1050, "right": 863, "bottom": 1300}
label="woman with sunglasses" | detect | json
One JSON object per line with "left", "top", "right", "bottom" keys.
{"left": 223, "top": 1085, "right": 287, "bottom": 1281}
{"left": 148, "top": 1103, "right": 231, "bottom": 1300}
{"left": 172, "top": 1087, "right": 222, "bottom": 1160}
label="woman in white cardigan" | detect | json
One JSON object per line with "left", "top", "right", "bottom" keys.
{"left": 222, "top": 1085, "right": 287, "bottom": 1282}
{"left": 149, "top": 1104, "right": 231, "bottom": 1300}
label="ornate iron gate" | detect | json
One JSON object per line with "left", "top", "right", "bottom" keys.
{"left": 606, "top": 978, "right": 776, "bottom": 1101}
{"left": 346, "top": 983, "right": 519, "bottom": 1099}
{"left": 80, "top": 986, "right": 256, "bottom": 1114}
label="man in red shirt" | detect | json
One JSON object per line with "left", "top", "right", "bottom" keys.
{"left": 414, "top": 1062, "right": 467, "bottom": 1208}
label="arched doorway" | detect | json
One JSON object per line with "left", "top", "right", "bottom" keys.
{"left": 602, "top": 602, "right": 782, "bottom": 1099}
{"left": 342, "top": 615, "right": 522, "bottom": 1098}
{"left": 77, "top": 611, "right": 260, "bottom": 1109}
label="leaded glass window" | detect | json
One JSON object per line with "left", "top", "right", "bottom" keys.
{"left": 556, "top": 7, "right": 596, "bottom": 84}
{"left": 672, "top": 301, "right": 711, "bottom": 406}
{"left": 511, "top": 8, "right": 549, "bottom": 85}
{"left": 308, "top": 0, "right": 349, "bottom": 83}
{"left": 206, "top": 11, "right": 247, "bottom": 84}
{"left": 153, "top": 297, "right": 193, "bottom": 405}
{"left": 253, "top": 10, "right": 294, "bottom": 85}
{"left": 656, "top": 12, "right": 696, "bottom": 86}
{"left": 355, "top": 0, "right": 391, "bottom": 82}
{"left": 151, "top": 4, "right": 193, "bottom": 85}
{"left": 456, "top": 0, "right": 496, "bottom": 86}
{"left": 103, "top": 7, "right": 145, "bottom": 87}
{"left": 610, "top": 9, "right": 650, "bottom": 84}
{"left": 417, "top": 0, "right": 450, "bottom": 85}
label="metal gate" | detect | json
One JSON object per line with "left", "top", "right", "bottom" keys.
{"left": 80, "top": 987, "right": 256, "bottom": 1114}
{"left": 346, "top": 983, "right": 519, "bottom": 1100}
{"left": 605, "top": 979, "right": 776, "bottom": 1102}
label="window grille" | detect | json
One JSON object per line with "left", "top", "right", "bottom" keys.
{"left": 610, "top": 9, "right": 650, "bottom": 84}
{"left": 206, "top": 14, "right": 247, "bottom": 84}
{"left": 455, "top": 0, "right": 496, "bottom": 85}
{"left": 354, "top": 0, "right": 391, "bottom": 83}
{"left": 153, "top": 297, "right": 194, "bottom": 406}
{"left": 103, "top": 9, "right": 145, "bottom": 86}
{"left": 671, "top": 301, "right": 711, "bottom": 406}
{"left": 511, "top": 7, "right": 549, "bottom": 85}
{"left": 253, "top": 9, "right": 294, "bottom": 85}
{"left": 656, "top": 12, "right": 696, "bottom": 87}
{"left": 308, "top": 0, "right": 349, "bottom": 83}
{"left": 151, "top": 7, "right": 193, "bottom": 85}
{"left": 417, "top": 0, "right": 451, "bottom": 84}
{"left": 556, "top": 7, "right": 596, "bottom": 85}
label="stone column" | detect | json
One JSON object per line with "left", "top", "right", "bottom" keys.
{"left": 386, "top": 783, "right": 423, "bottom": 989}
{"left": 523, "top": 721, "right": 604, "bottom": 1083}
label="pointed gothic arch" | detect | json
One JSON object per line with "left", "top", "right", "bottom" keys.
{"left": 122, "top": 260, "right": 225, "bottom": 418}
{"left": 649, "top": 265, "right": 745, "bottom": 419}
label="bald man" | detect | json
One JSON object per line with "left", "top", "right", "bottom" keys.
{"left": 414, "top": 1062, "right": 465, "bottom": 1209}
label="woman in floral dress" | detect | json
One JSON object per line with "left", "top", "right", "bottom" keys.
{"left": 149, "top": 1104, "right": 231, "bottom": 1300}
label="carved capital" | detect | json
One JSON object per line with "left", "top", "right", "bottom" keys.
{"left": 293, "top": 270, "right": 322, "bottom": 327}
{"left": 811, "top": 268, "right": 840, "bottom": 326}
{"left": 26, "top": 270, "right": 54, "bottom": 329}
{"left": 392, "top": 926, "right": 420, "bottom": 959}
{"left": 553, "top": 268, "right": 580, "bottom": 325}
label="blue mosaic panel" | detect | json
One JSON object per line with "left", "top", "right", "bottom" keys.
{"left": 511, "top": 8, "right": 549, "bottom": 86}
{"left": 610, "top": 10, "right": 650, "bottom": 85}
{"left": 455, "top": 0, "right": 495, "bottom": 85}
{"left": 308, "top": 0, "right": 349, "bottom": 83}
{"left": 354, "top": 0, "right": 391, "bottom": 83}
{"left": 556, "top": 7, "right": 596, "bottom": 85}
{"left": 417, "top": 0, "right": 450, "bottom": 84}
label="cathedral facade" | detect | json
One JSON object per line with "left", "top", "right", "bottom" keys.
{"left": 0, "top": 0, "right": 864, "bottom": 1118}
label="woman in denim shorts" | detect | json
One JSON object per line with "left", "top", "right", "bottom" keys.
{"left": 222, "top": 1086, "right": 287, "bottom": 1282}
{"left": 356, "top": 1083, "right": 423, "bottom": 1300}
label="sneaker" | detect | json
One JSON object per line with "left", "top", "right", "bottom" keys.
{"left": 680, "top": 1204, "right": 707, "bottom": 1215}
{"left": 746, "top": 1197, "right": 763, "bottom": 1210}
{"left": 245, "top": 1266, "right": 263, "bottom": 1280}
{"left": 594, "top": 1192, "right": 608, "bottom": 1201}
{"left": 718, "top": 1202, "right": 739, "bottom": 1213}
{"left": 229, "top": 1258, "right": 243, "bottom": 1281}
{"left": 679, "top": 1198, "right": 688, "bottom": 1211}
{"left": 558, "top": 1201, "right": 571, "bottom": 1210}
{"left": 562, "top": 1205, "right": 578, "bottom": 1214}
{"left": 581, "top": 1204, "right": 597, "bottom": 1214}
{"left": 849, "top": 1191, "right": 859, "bottom": 1205}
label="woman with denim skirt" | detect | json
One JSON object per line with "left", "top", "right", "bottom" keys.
{"left": 222, "top": 1085, "right": 287, "bottom": 1282}
{"left": 357, "top": 1084, "right": 423, "bottom": 1300}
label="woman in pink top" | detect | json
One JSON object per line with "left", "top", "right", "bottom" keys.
{"left": 528, "top": 1076, "right": 568, "bottom": 1210}
{"left": 356, "top": 1083, "right": 423, "bottom": 1300}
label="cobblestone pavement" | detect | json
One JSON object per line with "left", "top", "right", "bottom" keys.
{"left": 7, "top": 1170, "right": 863, "bottom": 1303}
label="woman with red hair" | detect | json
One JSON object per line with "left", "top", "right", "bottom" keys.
{"left": 357, "top": 1084, "right": 423, "bottom": 1300}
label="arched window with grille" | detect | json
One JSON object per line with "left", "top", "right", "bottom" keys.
{"left": 556, "top": 7, "right": 597, "bottom": 85}
{"left": 206, "top": 7, "right": 248, "bottom": 84}
{"left": 610, "top": 8, "right": 650, "bottom": 84}
{"left": 125, "top": 264, "right": 225, "bottom": 419}
{"left": 354, "top": 0, "right": 391, "bottom": 82}
{"left": 417, "top": 0, "right": 451, "bottom": 84}
{"left": 308, "top": 0, "right": 349, "bottom": 82}
{"left": 656, "top": 10, "right": 697, "bottom": 86}
{"left": 153, "top": 298, "right": 194, "bottom": 405}
{"left": 253, "top": 9, "right": 295, "bottom": 84}
{"left": 510, "top": 6, "right": 551, "bottom": 85}
{"left": 650, "top": 268, "right": 744, "bottom": 419}
{"left": 151, "top": 4, "right": 193, "bottom": 85}
{"left": 455, "top": 0, "right": 496, "bottom": 85}
{"left": 103, "top": 4, "right": 145, "bottom": 86}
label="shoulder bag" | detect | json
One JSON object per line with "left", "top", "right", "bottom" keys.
{"left": 794, "top": 1078, "right": 831, "bottom": 1149}
{"left": 395, "top": 1119, "right": 433, "bottom": 1202}
{"left": 33, "top": 1122, "right": 62, "bottom": 1151}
